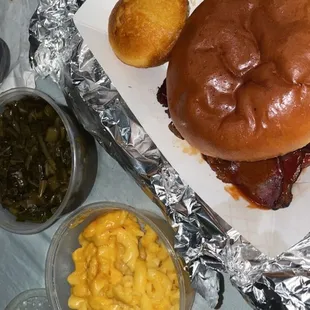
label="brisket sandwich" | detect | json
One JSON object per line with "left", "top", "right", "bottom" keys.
{"left": 163, "top": 0, "right": 310, "bottom": 210}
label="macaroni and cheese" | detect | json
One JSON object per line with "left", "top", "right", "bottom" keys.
{"left": 67, "top": 210, "right": 180, "bottom": 310}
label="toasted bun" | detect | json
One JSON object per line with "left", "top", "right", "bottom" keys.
{"left": 167, "top": 0, "right": 310, "bottom": 162}
{"left": 108, "top": 0, "right": 188, "bottom": 68}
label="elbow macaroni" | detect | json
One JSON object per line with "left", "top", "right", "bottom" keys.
{"left": 68, "top": 211, "right": 180, "bottom": 310}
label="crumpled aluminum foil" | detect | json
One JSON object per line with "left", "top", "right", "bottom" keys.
{"left": 29, "top": 1, "right": 310, "bottom": 309}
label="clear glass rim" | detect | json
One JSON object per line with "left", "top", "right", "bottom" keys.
{"left": 45, "top": 201, "right": 189, "bottom": 310}
{"left": 5, "top": 288, "right": 49, "bottom": 310}
{"left": 0, "top": 87, "right": 78, "bottom": 234}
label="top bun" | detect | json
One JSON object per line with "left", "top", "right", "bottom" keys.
{"left": 109, "top": 0, "right": 188, "bottom": 68}
{"left": 167, "top": 0, "right": 310, "bottom": 162}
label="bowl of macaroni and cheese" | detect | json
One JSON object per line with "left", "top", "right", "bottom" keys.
{"left": 45, "top": 202, "right": 195, "bottom": 310}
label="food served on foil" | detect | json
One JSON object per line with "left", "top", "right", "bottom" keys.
{"left": 159, "top": 0, "right": 310, "bottom": 210}
{"left": 68, "top": 210, "right": 180, "bottom": 310}
{"left": 158, "top": 80, "right": 310, "bottom": 210}
{"left": 0, "top": 98, "right": 71, "bottom": 222}
{"left": 108, "top": 0, "right": 189, "bottom": 68}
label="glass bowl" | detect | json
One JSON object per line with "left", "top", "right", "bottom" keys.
{"left": 0, "top": 87, "right": 98, "bottom": 234}
{"left": 46, "top": 201, "right": 195, "bottom": 310}
{"left": 0, "top": 38, "right": 10, "bottom": 83}
{"left": 5, "top": 288, "right": 52, "bottom": 310}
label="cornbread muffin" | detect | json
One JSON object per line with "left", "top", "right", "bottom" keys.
{"left": 108, "top": 0, "right": 188, "bottom": 68}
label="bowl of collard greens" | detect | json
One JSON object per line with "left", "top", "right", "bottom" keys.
{"left": 0, "top": 88, "right": 98, "bottom": 234}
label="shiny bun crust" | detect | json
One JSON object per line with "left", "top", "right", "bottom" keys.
{"left": 108, "top": 0, "right": 189, "bottom": 68}
{"left": 167, "top": 0, "right": 310, "bottom": 162}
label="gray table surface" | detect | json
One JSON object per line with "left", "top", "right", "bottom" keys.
{"left": 0, "top": 78, "right": 252, "bottom": 310}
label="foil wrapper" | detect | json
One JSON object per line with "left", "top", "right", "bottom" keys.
{"left": 29, "top": 1, "right": 310, "bottom": 309}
